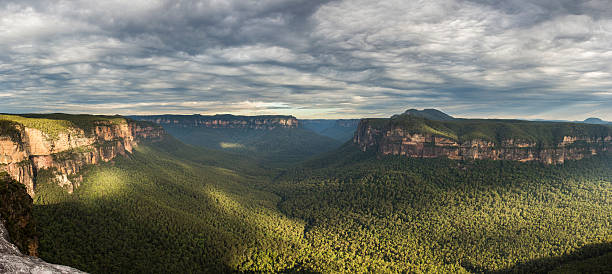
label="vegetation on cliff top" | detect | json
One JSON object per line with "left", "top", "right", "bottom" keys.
{"left": 364, "top": 113, "right": 612, "bottom": 146}
{"left": 0, "top": 172, "right": 39, "bottom": 256}
{"left": 0, "top": 114, "right": 128, "bottom": 140}
{"left": 0, "top": 120, "right": 23, "bottom": 144}
{"left": 402, "top": 108, "right": 457, "bottom": 121}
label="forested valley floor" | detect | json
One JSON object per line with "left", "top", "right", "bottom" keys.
{"left": 33, "top": 138, "right": 611, "bottom": 273}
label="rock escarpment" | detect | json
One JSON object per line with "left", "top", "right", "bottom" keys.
{"left": 0, "top": 172, "right": 85, "bottom": 273}
{"left": 0, "top": 115, "right": 164, "bottom": 196}
{"left": 354, "top": 114, "right": 612, "bottom": 164}
{"left": 131, "top": 114, "right": 299, "bottom": 129}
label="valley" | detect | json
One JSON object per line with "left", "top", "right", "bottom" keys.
{"left": 0, "top": 110, "right": 610, "bottom": 273}
{"left": 130, "top": 114, "right": 344, "bottom": 166}
{"left": 4, "top": 1, "right": 611, "bottom": 273}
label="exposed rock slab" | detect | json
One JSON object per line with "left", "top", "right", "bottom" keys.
{"left": 0, "top": 221, "right": 85, "bottom": 274}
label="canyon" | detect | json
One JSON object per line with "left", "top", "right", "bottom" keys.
{"left": 0, "top": 116, "right": 164, "bottom": 196}
{"left": 301, "top": 119, "right": 360, "bottom": 141}
{"left": 354, "top": 114, "right": 612, "bottom": 164}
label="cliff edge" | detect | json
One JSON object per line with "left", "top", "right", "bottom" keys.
{"left": 354, "top": 110, "right": 612, "bottom": 164}
{"left": 0, "top": 114, "right": 164, "bottom": 196}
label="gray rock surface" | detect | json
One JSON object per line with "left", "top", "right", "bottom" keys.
{"left": 0, "top": 221, "right": 85, "bottom": 274}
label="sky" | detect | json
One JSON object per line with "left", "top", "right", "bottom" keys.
{"left": 0, "top": 0, "right": 611, "bottom": 120}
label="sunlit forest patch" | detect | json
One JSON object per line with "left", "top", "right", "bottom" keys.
{"left": 219, "top": 142, "right": 245, "bottom": 149}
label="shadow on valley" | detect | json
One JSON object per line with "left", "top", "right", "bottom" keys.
{"left": 459, "top": 242, "right": 612, "bottom": 273}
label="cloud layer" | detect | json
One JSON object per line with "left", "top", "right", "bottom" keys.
{"left": 0, "top": 0, "right": 611, "bottom": 120}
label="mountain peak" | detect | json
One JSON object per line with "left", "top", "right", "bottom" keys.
{"left": 402, "top": 108, "right": 456, "bottom": 121}
{"left": 583, "top": 117, "right": 608, "bottom": 124}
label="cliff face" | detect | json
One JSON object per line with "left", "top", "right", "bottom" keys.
{"left": 354, "top": 119, "right": 612, "bottom": 164}
{"left": 131, "top": 114, "right": 299, "bottom": 129}
{"left": 0, "top": 118, "right": 164, "bottom": 196}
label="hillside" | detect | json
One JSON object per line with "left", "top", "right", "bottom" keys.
{"left": 401, "top": 108, "right": 457, "bottom": 121}
{"left": 33, "top": 137, "right": 308, "bottom": 273}
{"left": 271, "top": 143, "right": 612, "bottom": 272}
{"left": 131, "top": 115, "right": 341, "bottom": 165}
{"left": 355, "top": 110, "right": 612, "bottom": 163}
{"left": 583, "top": 117, "right": 611, "bottom": 125}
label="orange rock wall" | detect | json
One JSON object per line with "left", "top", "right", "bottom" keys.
{"left": 354, "top": 122, "right": 612, "bottom": 164}
{"left": 0, "top": 121, "right": 164, "bottom": 196}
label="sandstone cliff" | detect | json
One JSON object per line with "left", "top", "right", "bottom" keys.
{"left": 131, "top": 114, "right": 299, "bottom": 129}
{"left": 354, "top": 115, "right": 612, "bottom": 164}
{"left": 0, "top": 115, "right": 164, "bottom": 196}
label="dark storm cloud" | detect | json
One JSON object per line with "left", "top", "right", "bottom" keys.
{"left": 0, "top": 0, "right": 611, "bottom": 119}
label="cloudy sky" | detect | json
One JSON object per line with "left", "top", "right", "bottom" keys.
{"left": 1, "top": 0, "right": 611, "bottom": 120}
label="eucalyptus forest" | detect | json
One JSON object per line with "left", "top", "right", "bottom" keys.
{"left": 30, "top": 134, "right": 611, "bottom": 273}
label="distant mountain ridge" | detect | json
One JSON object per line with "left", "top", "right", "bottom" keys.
{"left": 583, "top": 117, "right": 611, "bottom": 124}
{"left": 131, "top": 114, "right": 341, "bottom": 165}
{"left": 396, "top": 109, "right": 611, "bottom": 125}
{"left": 130, "top": 114, "right": 298, "bottom": 129}
{"left": 528, "top": 117, "right": 611, "bottom": 124}
{"left": 354, "top": 109, "right": 612, "bottom": 164}
{"left": 400, "top": 108, "right": 457, "bottom": 121}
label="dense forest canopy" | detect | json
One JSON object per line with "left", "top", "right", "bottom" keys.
{"left": 31, "top": 137, "right": 612, "bottom": 272}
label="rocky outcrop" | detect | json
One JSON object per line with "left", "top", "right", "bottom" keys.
{"left": 131, "top": 114, "right": 299, "bottom": 129}
{"left": 354, "top": 119, "right": 612, "bottom": 164}
{"left": 0, "top": 172, "right": 38, "bottom": 257}
{"left": 0, "top": 118, "right": 164, "bottom": 196}
{"left": 1, "top": 172, "right": 85, "bottom": 273}
{"left": 0, "top": 220, "right": 86, "bottom": 273}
